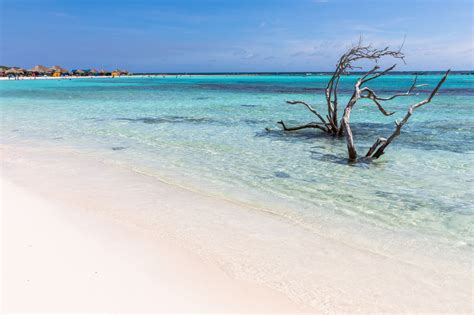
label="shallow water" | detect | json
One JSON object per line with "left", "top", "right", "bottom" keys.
{"left": 1, "top": 74, "right": 473, "bottom": 249}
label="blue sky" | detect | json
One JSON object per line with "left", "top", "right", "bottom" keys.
{"left": 1, "top": 0, "right": 472, "bottom": 72}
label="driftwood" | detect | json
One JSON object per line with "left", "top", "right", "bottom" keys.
{"left": 276, "top": 39, "right": 450, "bottom": 161}
{"left": 365, "top": 70, "right": 450, "bottom": 159}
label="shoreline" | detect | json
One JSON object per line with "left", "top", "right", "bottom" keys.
{"left": 1, "top": 143, "right": 472, "bottom": 313}
{"left": 0, "top": 74, "right": 277, "bottom": 81}
{"left": 0, "top": 70, "right": 472, "bottom": 81}
{"left": 0, "top": 74, "right": 167, "bottom": 81}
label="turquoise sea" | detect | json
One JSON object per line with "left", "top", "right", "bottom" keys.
{"left": 1, "top": 73, "right": 473, "bottom": 249}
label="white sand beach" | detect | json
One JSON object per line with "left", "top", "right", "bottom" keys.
{"left": 1, "top": 144, "right": 472, "bottom": 313}
{"left": 0, "top": 148, "right": 307, "bottom": 313}
{"left": 0, "top": 75, "right": 155, "bottom": 81}
{"left": 0, "top": 73, "right": 268, "bottom": 81}
{"left": 2, "top": 180, "right": 302, "bottom": 313}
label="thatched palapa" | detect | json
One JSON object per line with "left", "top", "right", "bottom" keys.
{"left": 30, "top": 65, "right": 51, "bottom": 74}
{"left": 50, "top": 65, "right": 69, "bottom": 74}
{"left": 6, "top": 67, "right": 25, "bottom": 75}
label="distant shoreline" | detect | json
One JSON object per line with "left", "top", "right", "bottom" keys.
{"left": 0, "top": 75, "right": 160, "bottom": 81}
{"left": 1, "top": 70, "right": 472, "bottom": 81}
{"left": 133, "top": 70, "right": 474, "bottom": 76}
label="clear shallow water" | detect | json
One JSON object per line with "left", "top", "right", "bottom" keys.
{"left": 1, "top": 74, "right": 473, "bottom": 248}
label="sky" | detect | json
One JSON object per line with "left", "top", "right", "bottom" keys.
{"left": 0, "top": 0, "right": 472, "bottom": 72}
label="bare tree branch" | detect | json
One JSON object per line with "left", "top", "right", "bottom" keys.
{"left": 364, "top": 95, "right": 396, "bottom": 116}
{"left": 277, "top": 121, "right": 328, "bottom": 132}
{"left": 359, "top": 88, "right": 396, "bottom": 116}
{"left": 340, "top": 62, "right": 402, "bottom": 160}
{"left": 340, "top": 94, "right": 358, "bottom": 160}
{"left": 321, "top": 42, "right": 404, "bottom": 135}
{"left": 368, "top": 70, "right": 450, "bottom": 159}
{"left": 332, "top": 75, "right": 341, "bottom": 126}
{"left": 366, "top": 76, "right": 427, "bottom": 101}
{"left": 359, "top": 65, "right": 380, "bottom": 81}
{"left": 365, "top": 137, "right": 387, "bottom": 157}
{"left": 361, "top": 64, "right": 397, "bottom": 84}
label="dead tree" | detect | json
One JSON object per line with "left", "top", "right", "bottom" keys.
{"left": 277, "top": 40, "right": 450, "bottom": 161}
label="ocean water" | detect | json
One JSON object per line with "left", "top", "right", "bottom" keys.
{"left": 1, "top": 74, "right": 473, "bottom": 250}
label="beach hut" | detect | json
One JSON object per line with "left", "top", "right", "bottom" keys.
{"left": 30, "top": 65, "right": 51, "bottom": 76}
{"left": 6, "top": 68, "right": 24, "bottom": 75}
{"left": 99, "top": 69, "right": 110, "bottom": 76}
{"left": 0, "top": 65, "right": 8, "bottom": 76}
{"left": 82, "top": 69, "right": 93, "bottom": 76}
{"left": 73, "top": 69, "right": 85, "bottom": 76}
{"left": 89, "top": 68, "right": 98, "bottom": 76}
{"left": 111, "top": 69, "right": 122, "bottom": 77}
{"left": 5, "top": 67, "right": 25, "bottom": 78}
{"left": 50, "top": 65, "right": 69, "bottom": 76}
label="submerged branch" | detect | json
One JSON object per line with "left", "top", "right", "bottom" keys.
{"left": 277, "top": 120, "right": 328, "bottom": 132}
{"left": 365, "top": 137, "right": 387, "bottom": 157}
